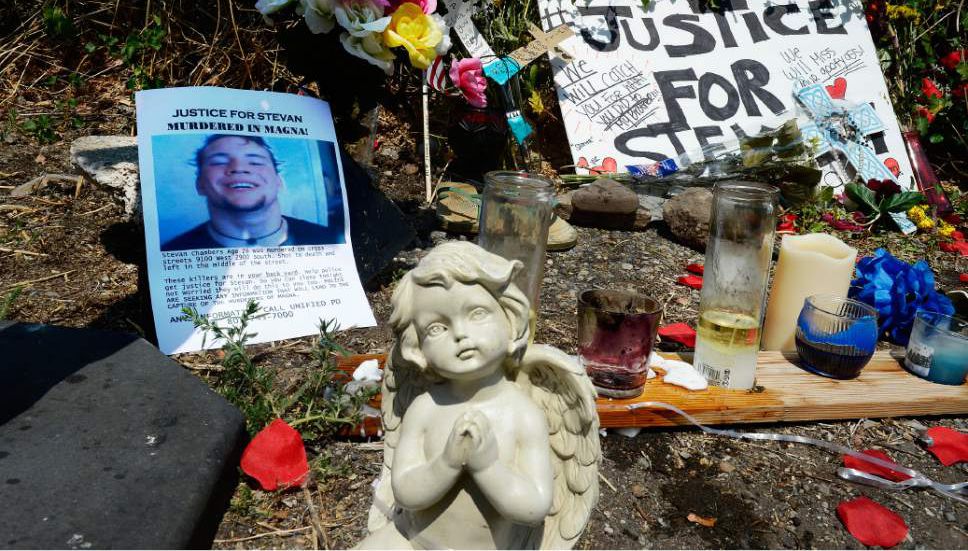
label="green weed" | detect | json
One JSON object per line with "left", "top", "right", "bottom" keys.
{"left": 20, "top": 115, "right": 58, "bottom": 144}
{"left": 42, "top": 3, "right": 77, "bottom": 39}
{"left": 183, "top": 302, "right": 376, "bottom": 439}
{"left": 0, "top": 287, "right": 24, "bottom": 320}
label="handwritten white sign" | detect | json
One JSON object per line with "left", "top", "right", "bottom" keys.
{"left": 538, "top": 0, "right": 912, "bottom": 189}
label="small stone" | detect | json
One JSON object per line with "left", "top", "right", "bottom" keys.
{"left": 70, "top": 135, "right": 141, "bottom": 219}
{"left": 637, "top": 455, "right": 652, "bottom": 470}
{"left": 662, "top": 187, "right": 713, "bottom": 250}
{"left": 569, "top": 178, "right": 647, "bottom": 230}
{"left": 678, "top": 450, "right": 691, "bottom": 460}
{"left": 429, "top": 230, "right": 446, "bottom": 243}
{"left": 699, "top": 457, "right": 712, "bottom": 467}
{"left": 379, "top": 147, "right": 399, "bottom": 160}
{"left": 403, "top": 163, "right": 419, "bottom": 175}
{"left": 621, "top": 263, "right": 633, "bottom": 271}
{"left": 632, "top": 484, "right": 647, "bottom": 498}
{"left": 944, "top": 511, "right": 956, "bottom": 522}
{"left": 718, "top": 460, "right": 735, "bottom": 473}
{"left": 603, "top": 523, "right": 614, "bottom": 536}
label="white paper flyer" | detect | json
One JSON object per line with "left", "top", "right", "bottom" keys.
{"left": 135, "top": 87, "right": 376, "bottom": 354}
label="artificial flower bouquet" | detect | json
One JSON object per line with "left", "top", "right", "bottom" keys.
{"left": 256, "top": 0, "right": 452, "bottom": 74}
{"left": 256, "top": 0, "right": 490, "bottom": 108}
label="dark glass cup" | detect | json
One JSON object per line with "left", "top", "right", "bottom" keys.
{"left": 794, "top": 295, "right": 878, "bottom": 379}
{"left": 578, "top": 289, "right": 663, "bottom": 398}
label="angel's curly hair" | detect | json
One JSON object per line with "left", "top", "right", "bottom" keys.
{"left": 389, "top": 242, "right": 531, "bottom": 374}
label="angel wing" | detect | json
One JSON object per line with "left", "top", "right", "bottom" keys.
{"left": 366, "top": 349, "right": 434, "bottom": 532}
{"left": 516, "top": 344, "right": 601, "bottom": 550}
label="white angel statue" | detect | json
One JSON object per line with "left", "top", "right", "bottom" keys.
{"left": 357, "top": 241, "right": 600, "bottom": 550}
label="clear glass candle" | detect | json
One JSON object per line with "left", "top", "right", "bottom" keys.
{"left": 478, "top": 171, "right": 554, "bottom": 336}
{"left": 905, "top": 311, "right": 968, "bottom": 385}
{"left": 693, "top": 181, "right": 779, "bottom": 390}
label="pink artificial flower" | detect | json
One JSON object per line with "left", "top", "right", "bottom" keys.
{"left": 450, "top": 58, "right": 487, "bottom": 108}
{"left": 387, "top": 0, "right": 436, "bottom": 14}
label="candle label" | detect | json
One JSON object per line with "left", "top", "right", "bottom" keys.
{"left": 905, "top": 343, "right": 933, "bottom": 376}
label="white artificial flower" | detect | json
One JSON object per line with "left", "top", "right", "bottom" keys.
{"left": 297, "top": 0, "right": 337, "bottom": 34}
{"left": 340, "top": 32, "right": 395, "bottom": 75}
{"left": 431, "top": 13, "right": 451, "bottom": 56}
{"left": 334, "top": 0, "right": 391, "bottom": 38}
{"left": 255, "top": 0, "right": 295, "bottom": 14}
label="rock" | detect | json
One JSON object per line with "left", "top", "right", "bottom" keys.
{"left": 70, "top": 136, "right": 141, "bottom": 219}
{"left": 403, "top": 163, "right": 419, "bottom": 175}
{"left": 569, "top": 179, "right": 653, "bottom": 231}
{"left": 719, "top": 460, "right": 736, "bottom": 473}
{"left": 572, "top": 178, "right": 638, "bottom": 214}
{"left": 663, "top": 187, "right": 712, "bottom": 250}
{"left": 631, "top": 484, "right": 647, "bottom": 498}
{"left": 554, "top": 191, "right": 573, "bottom": 219}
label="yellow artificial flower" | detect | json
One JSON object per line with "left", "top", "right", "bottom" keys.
{"left": 917, "top": 218, "right": 935, "bottom": 230}
{"left": 383, "top": 2, "right": 442, "bottom": 70}
{"left": 907, "top": 205, "right": 926, "bottom": 223}
{"left": 939, "top": 221, "right": 955, "bottom": 237}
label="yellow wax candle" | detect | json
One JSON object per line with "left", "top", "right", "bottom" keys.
{"left": 761, "top": 233, "right": 858, "bottom": 351}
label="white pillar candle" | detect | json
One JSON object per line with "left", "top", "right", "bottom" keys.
{"left": 761, "top": 233, "right": 858, "bottom": 351}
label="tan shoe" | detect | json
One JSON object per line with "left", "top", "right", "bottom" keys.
{"left": 547, "top": 215, "right": 578, "bottom": 251}
{"left": 436, "top": 182, "right": 480, "bottom": 233}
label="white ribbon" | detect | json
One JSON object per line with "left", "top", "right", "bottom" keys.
{"left": 627, "top": 401, "right": 968, "bottom": 504}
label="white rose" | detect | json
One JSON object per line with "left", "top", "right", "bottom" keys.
{"left": 297, "top": 0, "right": 337, "bottom": 34}
{"left": 340, "top": 32, "right": 395, "bottom": 75}
{"left": 431, "top": 13, "right": 451, "bottom": 56}
{"left": 334, "top": 0, "right": 391, "bottom": 37}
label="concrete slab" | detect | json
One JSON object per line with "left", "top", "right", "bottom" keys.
{"left": 0, "top": 322, "right": 247, "bottom": 549}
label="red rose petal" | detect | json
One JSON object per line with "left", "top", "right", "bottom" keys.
{"left": 677, "top": 275, "right": 703, "bottom": 290}
{"left": 658, "top": 323, "right": 697, "bottom": 348}
{"left": 923, "top": 427, "right": 968, "bottom": 466}
{"left": 940, "top": 240, "right": 968, "bottom": 256}
{"left": 685, "top": 263, "right": 704, "bottom": 275}
{"left": 837, "top": 496, "right": 908, "bottom": 547}
{"left": 241, "top": 418, "right": 309, "bottom": 491}
{"left": 843, "top": 449, "right": 912, "bottom": 482}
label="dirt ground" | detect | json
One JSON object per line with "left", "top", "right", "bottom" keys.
{"left": 2, "top": 114, "right": 968, "bottom": 550}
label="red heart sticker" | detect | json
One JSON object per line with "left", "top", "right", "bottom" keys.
{"left": 826, "top": 76, "right": 847, "bottom": 99}
{"left": 241, "top": 418, "right": 309, "bottom": 491}
{"left": 843, "top": 449, "right": 912, "bottom": 482}
{"left": 837, "top": 496, "right": 908, "bottom": 547}
{"left": 658, "top": 323, "right": 697, "bottom": 348}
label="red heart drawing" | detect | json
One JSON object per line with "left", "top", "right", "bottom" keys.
{"left": 884, "top": 157, "right": 900, "bottom": 177}
{"left": 577, "top": 156, "right": 618, "bottom": 175}
{"left": 826, "top": 77, "right": 847, "bottom": 99}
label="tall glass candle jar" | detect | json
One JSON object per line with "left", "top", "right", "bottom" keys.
{"left": 693, "top": 181, "right": 779, "bottom": 390}
{"left": 478, "top": 171, "right": 554, "bottom": 336}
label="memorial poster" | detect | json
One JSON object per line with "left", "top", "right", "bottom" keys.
{"left": 136, "top": 87, "right": 376, "bottom": 354}
{"left": 537, "top": 0, "right": 913, "bottom": 188}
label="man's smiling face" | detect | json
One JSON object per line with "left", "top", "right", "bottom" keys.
{"left": 196, "top": 136, "right": 282, "bottom": 213}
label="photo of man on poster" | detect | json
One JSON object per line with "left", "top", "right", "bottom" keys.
{"left": 161, "top": 134, "right": 345, "bottom": 250}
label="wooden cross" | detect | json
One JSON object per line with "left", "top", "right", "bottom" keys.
{"left": 440, "top": 0, "right": 495, "bottom": 60}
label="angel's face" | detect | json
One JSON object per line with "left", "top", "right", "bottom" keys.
{"left": 410, "top": 281, "right": 511, "bottom": 380}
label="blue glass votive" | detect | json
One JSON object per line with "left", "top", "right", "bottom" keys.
{"left": 795, "top": 295, "right": 879, "bottom": 379}
{"left": 904, "top": 311, "right": 968, "bottom": 385}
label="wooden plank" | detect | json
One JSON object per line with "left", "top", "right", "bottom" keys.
{"left": 338, "top": 351, "right": 968, "bottom": 435}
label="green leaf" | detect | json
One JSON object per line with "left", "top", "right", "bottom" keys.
{"left": 845, "top": 183, "right": 879, "bottom": 214}
{"left": 929, "top": 133, "right": 944, "bottom": 144}
{"left": 881, "top": 191, "right": 926, "bottom": 213}
{"left": 916, "top": 116, "right": 930, "bottom": 134}
{"left": 818, "top": 185, "right": 835, "bottom": 204}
